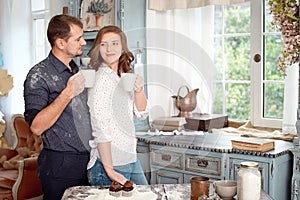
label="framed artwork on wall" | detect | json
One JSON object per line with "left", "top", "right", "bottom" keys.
{"left": 79, "top": 0, "right": 115, "bottom": 31}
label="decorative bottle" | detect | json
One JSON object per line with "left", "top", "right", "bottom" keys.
{"left": 237, "top": 161, "right": 261, "bottom": 200}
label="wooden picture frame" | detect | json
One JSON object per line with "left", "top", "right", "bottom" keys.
{"left": 79, "top": 0, "right": 115, "bottom": 32}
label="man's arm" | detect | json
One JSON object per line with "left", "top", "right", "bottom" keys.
{"left": 30, "top": 72, "right": 85, "bottom": 135}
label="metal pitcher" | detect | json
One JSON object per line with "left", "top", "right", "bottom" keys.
{"left": 171, "top": 85, "right": 199, "bottom": 117}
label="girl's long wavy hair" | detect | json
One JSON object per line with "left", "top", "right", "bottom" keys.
{"left": 88, "top": 25, "right": 134, "bottom": 76}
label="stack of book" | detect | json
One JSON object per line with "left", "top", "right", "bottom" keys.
{"left": 231, "top": 138, "right": 275, "bottom": 152}
{"left": 152, "top": 117, "right": 187, "bottom": 131}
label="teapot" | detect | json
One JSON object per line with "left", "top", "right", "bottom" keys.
{"left": 171, "top": 85, "right": 199, "bottom": 118}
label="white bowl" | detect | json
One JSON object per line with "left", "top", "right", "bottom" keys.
{"left": 214, "top": 180, "right": 237, "bottom": 199}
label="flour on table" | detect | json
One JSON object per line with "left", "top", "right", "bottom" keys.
{"left": 82, "top": 188, "right": 158, "bottom": 200}
{"left": 164, "top": 190, "right": 187, "bottom": 200}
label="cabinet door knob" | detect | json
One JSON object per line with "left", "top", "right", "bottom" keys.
{"left": 162, "top": 154, "right": 171, "bottom": 161}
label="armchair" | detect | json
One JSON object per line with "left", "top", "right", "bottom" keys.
{"left": 0, "top": 114, "right": 43, "bottom": 200}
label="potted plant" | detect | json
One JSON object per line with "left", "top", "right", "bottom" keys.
{"left": 87, "top": 0, "right": 112, "bottom": 27}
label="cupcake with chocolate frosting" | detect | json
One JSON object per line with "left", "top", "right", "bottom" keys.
{"left": 109, "top": 181, "right": 122, "bottom": 197}
{"left": 122, "top": 180, "right": 134, "bottom": 197}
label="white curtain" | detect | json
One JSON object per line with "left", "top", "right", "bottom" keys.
{"left": 282, "top": 63, "right": 299, "bottom": 134}
{"left": 146, "top": 6, "right": 215, "bottom": 121}
{"left": 0, "top": 0, "right": 32, "bottom": 146}
{"left": 148, "top": 0, "right": 250, "bottom": 11}
{"left": 0, "top": 0, "right": 32, "bottom": 115}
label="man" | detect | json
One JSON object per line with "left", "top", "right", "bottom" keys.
{"left": 23, "top": 14, "right": 92, "bottom": 200}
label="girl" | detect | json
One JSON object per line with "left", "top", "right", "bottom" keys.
{"left": 87, "top": 25, "right": 149, "bottom": 186}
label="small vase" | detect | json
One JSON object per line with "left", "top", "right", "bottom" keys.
{"left": 95, "top": 15, "right": 104, "bottom": 27}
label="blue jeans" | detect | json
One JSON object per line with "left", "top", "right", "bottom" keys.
{"left": 88, "top": 158, "right": 148, "bottom": 186}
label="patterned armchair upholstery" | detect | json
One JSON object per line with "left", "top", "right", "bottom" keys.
{"left": 0, "top": 114, "right": 43, "bottom": 200}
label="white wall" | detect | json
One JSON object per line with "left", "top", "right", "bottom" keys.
{"left": 0, "top": 0, "right": 69, "bottom": 147}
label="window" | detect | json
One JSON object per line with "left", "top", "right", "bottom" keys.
{"left": 212, "top": 0, "right": 284, "bottom": 128}
{"left": 253, "top": 0, "right": 284, "bottom": 128}
{"left": 31, "top": 0, "right": 49, "bottom": 63}
{"left": 146, "top": 0, "right": 288, "bottom": 128}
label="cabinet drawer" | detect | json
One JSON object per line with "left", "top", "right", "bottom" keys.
{"left": 150, "top": 149, "right": 184, "bottom": 170}
{"left": 137, "top": 144, "right": 149, "bottom": 153}
{"left": 151, "top": 168, "right": 183, "bottom": 184}
{"left": 185, "top": 154, "right": 222, "bottom": 176}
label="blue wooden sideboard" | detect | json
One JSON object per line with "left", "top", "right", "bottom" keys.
{"left": 137, "top": 133, "right": 293, "bottom": 200}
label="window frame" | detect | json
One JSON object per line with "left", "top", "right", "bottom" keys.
{"left": 30, "top": 0, "right": 50, "bottom": 64}
{"left": 250, "top": 0, "right": 282, "bottom": 128}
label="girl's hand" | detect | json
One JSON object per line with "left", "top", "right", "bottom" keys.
{"left": 105, "top": 167, "right": 127, "bottom": 185}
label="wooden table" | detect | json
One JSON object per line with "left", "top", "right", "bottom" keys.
{"left": 62, "top": 184, "right": 273, "bottom": 199}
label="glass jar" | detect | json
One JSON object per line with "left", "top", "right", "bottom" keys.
{"left": 237, "top": 161, "right": 261, "bottom": 200}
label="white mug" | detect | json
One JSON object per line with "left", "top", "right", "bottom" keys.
{"left": 81, "top": 69, "right": 96, "bottom": 88}
{"left": 81, "top": 57, "right": 91, "bottom": 67}
{"left": 121, "top": 73, "right": 137, "bottom": 92}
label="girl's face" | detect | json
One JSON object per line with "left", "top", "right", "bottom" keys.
{"left": 99, "top": 32, "right": 122, "bottom": 66}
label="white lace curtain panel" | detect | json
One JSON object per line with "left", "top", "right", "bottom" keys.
{"left": 148, "top": 0, "right": 250, "bottom": 11}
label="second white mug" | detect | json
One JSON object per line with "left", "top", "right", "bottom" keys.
{"left": 121, "top": 73, "right": 137, "bottom": 92}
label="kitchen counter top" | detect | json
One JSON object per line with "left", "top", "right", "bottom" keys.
{"left": 62, "top": 183, "right": 273, "bottom": 200}
{"left": 137, "top": 133, "right": 293, "bottom": 157}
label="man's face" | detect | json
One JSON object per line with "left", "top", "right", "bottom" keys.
{"left": 65, "top": 24, "right": 86, "bottom": 58}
